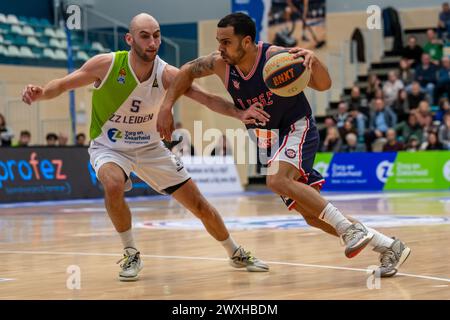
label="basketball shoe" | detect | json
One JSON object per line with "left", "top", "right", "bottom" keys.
{"left": 376, "top": 238, "right": 411, "bottom": 277}
{"left": 229, "top": 246, "right": 269, "bottom": 272}
{"left": 117, "top": 247, "right": 143, "bottom": 281}
{"left": 340, "top": 222, "right": 374, "bottom": 258}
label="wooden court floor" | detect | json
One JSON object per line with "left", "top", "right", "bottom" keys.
{"left": 0, "top": 191, "right": 449, "bottom": 299}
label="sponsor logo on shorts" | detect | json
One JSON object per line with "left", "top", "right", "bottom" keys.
{"left": 253, "top": 129, "right": 279, "bottom": 149}
{"left": 107, "top": 128, "right": 123, "bottom": 143}
{"left": 285, "top": 148, "right": 297, "bottom": 159}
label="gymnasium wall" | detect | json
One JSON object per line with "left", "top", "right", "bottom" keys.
{"left": 0, "top": 64, "right": 92, "bottom": 145}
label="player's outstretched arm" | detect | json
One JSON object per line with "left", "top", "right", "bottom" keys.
{"left": 21, "top": 53, "right": 112, "bottom": 105}
{"left": 161, "top": 64, "right": 270, "bottom": 129}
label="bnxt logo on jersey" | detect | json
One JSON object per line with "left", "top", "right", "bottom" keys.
{"left": 107, "top": 128, "right": 123, "bottom": 143}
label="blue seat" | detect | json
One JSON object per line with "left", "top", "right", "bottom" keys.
{"left": 28, "top": 17, "right": 41, "bottom": 27}
{"left": 39, "top": 18, "right": 51, "bottom": 27}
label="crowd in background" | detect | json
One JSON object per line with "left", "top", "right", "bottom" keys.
{"left": 320, "top": 4, "right": 450, "bottom": 153}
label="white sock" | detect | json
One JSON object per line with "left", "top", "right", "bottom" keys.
{"left": 220, "top": 236, "right": 239, "bottom": 257}
{"left": 119, "top": 228, "right": 136, "bottom": 250}
{"left": 319, "top": 203, "right": 352, "bottom": 235}
{"left": 367, "top": 228, "right": 394, "bottom": 252}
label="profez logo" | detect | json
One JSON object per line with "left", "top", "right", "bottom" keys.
{"left": 107, "top": 128, "right": 123, "bottom": 142}
{"left": 376, "top": 160, "right": 394, "bottom": 183}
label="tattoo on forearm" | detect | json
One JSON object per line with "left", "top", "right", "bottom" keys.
{"left": 188, "top": 53, "right": 218, "bottom": 77}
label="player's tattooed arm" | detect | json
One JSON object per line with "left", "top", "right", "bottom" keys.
{"left": 188, "top": 52, "right": 220, "bottom": 78}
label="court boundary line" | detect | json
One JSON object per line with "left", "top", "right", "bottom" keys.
{"left": 0, "top": 250, "right": 448, "bottom": 284}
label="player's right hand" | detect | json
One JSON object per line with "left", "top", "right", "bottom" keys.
{"left": 157, "top": 106, "right": 175, "bottom": 142}
{"left": 22, "top": 84, "right": 43, "bottom": 105}
{"left": 239, "top": 102, "right": 270, "bottom": 126}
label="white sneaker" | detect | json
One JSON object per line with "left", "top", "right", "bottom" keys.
{"left": 117, "top": 247, "right": 143, "bottom": 281}
{"left": 229, "top": 246, "right": 269, "bottom": 272}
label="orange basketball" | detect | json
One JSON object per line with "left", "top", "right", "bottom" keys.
{"left": 263, "top": 50, "right": 311, "bottom": 97}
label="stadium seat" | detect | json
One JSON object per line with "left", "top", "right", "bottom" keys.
{"left": 0, "top": 23, "right": 11, "bottom": 34}
{"left": 54, "top": 49, "right": 67, "bottom": 60}
{"left": 30, "top": 46, "right": 43, "bottom": 58}
{"left": 0, "top": 44, "right": 7, "bottom": 56}
{"left": 91, "top": 41, "right": 106, "bottom": 52}
{"left": 0, "top": 34, "right": 3, "bottom": 44}
{"left": 44, "top": 27, "right": 57, "bottom": 38}
{"left": 49, "top": 38, "right": 62, "bottom": 48}
{"left": 6, "top": 45, "right": 21, "bottom": 57}
{"left": 3, "top": 33, "right": 15, "bottom": 45}
{"left": 6, "top": 14, "right": 20, "bottom": 25}
{"left": 76, "top": 50, "right": 90, "bottom": 61}
{"left": 22, "top": 26, "right": 35, "bottom": 36}
{"left": 43, "top": 48, "right": 56, "bottom": 59}
{"left": 28, "top": 17, "right": 41, "bottom": 27}
{"left": 27, "top": 36, "right": 42, "bottom": 47}
{"left": 19, "top": 46, "right": 34, "bottom": 58}
{"left": 39, "top": 18, "right": 51, "bottom": 27}
{"left": 10, "top": 25, "right": 24, "bottom": 35}
{"left": 0, "top": 13, "right": 6, "bottom": 24}
{"left": 55, "top": 28, "right": 67, "bottom": 39}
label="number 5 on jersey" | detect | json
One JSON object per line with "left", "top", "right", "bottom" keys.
{"left": 131, "top": 99, "right": 141, "bottom": 113}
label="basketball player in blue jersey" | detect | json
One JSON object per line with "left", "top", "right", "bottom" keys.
{"left": 158, "top": 13, "right": 410, "bottom": 277}
{"left": 21, "top": 13, "right": 270, "bottom": 281}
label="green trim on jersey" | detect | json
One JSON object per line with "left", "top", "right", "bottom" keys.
{"left": 90, "top": 51, "right": 138, "bottom": 140}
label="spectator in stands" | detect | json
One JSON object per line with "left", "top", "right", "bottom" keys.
{"left": 423, "top": 29, "right": 444, "bottom": 64}
{"left": 368, "top": 88, "right": 384, "bottom": 111}
{"left": 415, "top": 53, "right": 438, "bottom": 104}
{"left": 437, "top": 2, "right": 450, "bottom": 39}
{"left": 366, "top": 74, "right": 382, "bottom": 101}
{"left": 58, "top": 133, "right": 68, "bottom": 146}
{"left": 340, "top": 133, "right": 366, "bottom": 152}
{"left": 421, "top": 131, "right": 444, "bottom": 150}
{"left": 365, "top": 98, "right": 397, "bottom": 151}
{"left": 347, "top": 86, "right": 368, "bottom": 113}
{"left": 438, "top": 112, "right": 450, "bottom": 149}
{"left": 0, "top": 113, "right": 14, "bottom": 147}
{"left": 46, "top": 133, "right": 58, "bottom": 146}
{"left": 421, "top": 113, "right": 439, "bottom": 143}
{"left": 405, "top": 135, "right": 421, "bottom": 151}
{"left": 435, "top": 56, "right": 450, "bottom": 102}
{"left": 392, "top": 89, "right": 410, "bottom": 122}
{"left": 76, "top": 133, "right": 86, "bottom": 146}
{"left": 401, "top": 35, "right": 423, "bottom": 68}
{"left": 407, "top": 81, "right": 427, "bottom": 110}
{"left": 398, "top": 57, "right": 415, "bottom": 85}
{"left": 338, "top": 119, "right": 357, "bottom": 142}
{"left": 16, "top": 130, "right": 31, "bottom": 147}
{"left": 348, "top": 107, "right": 367, "bottom": 142}
{"left": 382, "top": 128, "right": 405, "bottom": 152}
{"left": 413, "top": 100, "right": 432, "bottom": 126}
{"left": 319, "top": 116, "right": 337, "bottom": 148}
{"left": 321, "top": 126, "right": 342, "bottom": 152}
{"left": 335, "top": 101, "right": 349, "bottom": 128}
{"left": 382, "top": 70, "right": 404, "bottom": 107}
{"left": 395, "top": 112, "right": 423, "bottom": 143}
{"left": 435, "top": 97, "right": 450, "bottom": 122}
{"left": 211, "top": 134, "right": 233, "bottom": 156}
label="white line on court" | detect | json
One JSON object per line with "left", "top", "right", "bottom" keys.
{"left": 0, "top": 250, "right": 449, "bottom": 284}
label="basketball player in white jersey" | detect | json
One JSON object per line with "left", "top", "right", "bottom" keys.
{"left": 21, "top": 13, "right": 271, "bottom": 281}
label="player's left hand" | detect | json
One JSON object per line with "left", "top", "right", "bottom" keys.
{"left": 289, "top": 47, "right": 316, "bottom": 70}
{"left": 157, "top": 106, "right": 175, "bottom": 142}
{"left": 238, "top": 102, "right": 270, "bottom": 126}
